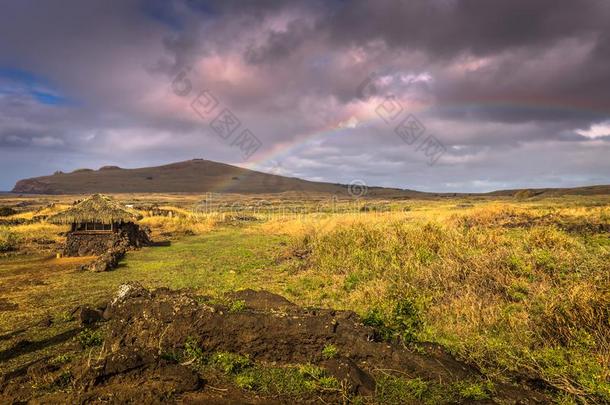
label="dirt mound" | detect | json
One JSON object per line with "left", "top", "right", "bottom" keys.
{"left": 0, "top": 284, "right": 550, "bottom": 404}
{"left": 102, "top": 285, "right": 469, "bottom": 380}
{"left": 228, "top": 288, "right": 297, "bottom": 311}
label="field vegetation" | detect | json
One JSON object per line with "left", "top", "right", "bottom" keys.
{"left": 0, "top": 194, "right": 608, "bottom": 403}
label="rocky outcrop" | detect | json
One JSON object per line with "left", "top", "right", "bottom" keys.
{"left": 83, "top": 246, "right": 127, "bottom": 272}
{"left": 11, "top": 179, "right": 56, "bottom": 194}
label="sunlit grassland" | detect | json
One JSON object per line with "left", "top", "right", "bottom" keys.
{"left": 255, "top": 201, "right": 610, "bottom": 402}
{"left": 0, "top": 195, "right": 609, "bottom": 402}
{"left": 0, "top": 229, "right": 286, "bottom": 330}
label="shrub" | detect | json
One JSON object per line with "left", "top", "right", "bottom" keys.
{"left": 391, "top": 298, "right": 424, "bottom": 343}
{"left": 0, "top": 206, "right": 16, "bottom": 217}
{"left": 362, "top": 308, "right": 393, "bottom": 341}
{"left": 363, "top": 299, "right": 423, "bottom": 343}
{"left": 0, "top": 228, "right": 18, "bottom": 252}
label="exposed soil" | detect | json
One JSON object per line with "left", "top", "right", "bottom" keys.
{"left": 0, "top": 284, "right": 550, "bottom": 404}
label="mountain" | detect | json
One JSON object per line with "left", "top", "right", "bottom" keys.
{"left": 11, "top": 159, "right": 610, "bottom": 197}
{"left": 10, "top": 159, "right": 420, "bottom": 196}
{"left": 485, "top": 185, "right": 610, "bottom": 197}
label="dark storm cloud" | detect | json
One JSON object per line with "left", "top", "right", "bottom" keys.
{"left": 322, "top": 0, "right": 607, "bottom": 57}
{"left": 234, "top": 0, "right": 610, "bottom": 120}
{"left": 0, "top": 0, "right": 609, "bottom": 191}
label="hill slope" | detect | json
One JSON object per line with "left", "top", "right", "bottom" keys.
{"left": 486, "top": 185, "right": 610, "bottom": 197}
{"left": 11, "top": 159, "right": 417, "bottom": 196}
{"left": 11, "top": 159, "right": 610, "bottom": 196}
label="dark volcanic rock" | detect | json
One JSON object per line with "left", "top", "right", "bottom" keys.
{"left": 228, "top": 288, "right": 297, "bottom": 311}
{"left": 79, "top": 306, "right": 104, "bottom": 325}
{"left": 0, "top": 284, "right": 551, "bottom": 404}
{"left": 105, "top": 285, "right": 485, "bottom": 384}
{"left": 322, "top": 357, "right": 376, "bottom": 396}
{"left": 84, "top": 247, "right": 126, "bottom": 272}
{"left": 64, "top": 223, "right": 150, "bottom": 257}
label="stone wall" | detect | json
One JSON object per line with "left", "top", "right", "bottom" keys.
{"left": 64, "top": 222, "right": 150, "bottom": 257}
{"left": 64, "top": 233, "right": 118, "bottom": 256}
{"left": 120, "top": 222, "right": 151, "bottom": 248}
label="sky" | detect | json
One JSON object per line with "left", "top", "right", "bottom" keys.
{"left": 1, "top": 0, "right": 609, "bottom": 193}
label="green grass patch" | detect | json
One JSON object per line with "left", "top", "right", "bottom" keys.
{"left": 375, "top": 375, "right": 439, "bottom": 404}
{"left": 235, "top": 363, "right": 340, "bottom": 397}
{"left": 229, "top": 299, "right": 247, "bottom": 312}
{"left": 210, "top": 351, "right": 253, "bottom": 374}
{"left": 321, "top": 344, "right": 338, "bottom": 359}
{"left": 453, "top": 380, "right": 494, "bottom": 400}
{"left": 49, "top": 354, "right": 72, "bottom": 366}
{"left": 182, "top": 336, "right": 206, "bottom": 363}
{"left": 362, "top": 298, "right": 423, "bottom": 343}
{"left": 75, "top": 328, "right": 103, "bottom": 348}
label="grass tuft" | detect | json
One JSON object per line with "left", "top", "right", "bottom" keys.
{"left": 75, "top": 329, "right": 103, "bottom": 348}
{"left": 321, "top": 344, "right": 339, "bottom": 359}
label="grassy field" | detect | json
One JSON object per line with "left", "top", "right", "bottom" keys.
{"left": 1, "top": 194, "right": 609, "bottom": 403}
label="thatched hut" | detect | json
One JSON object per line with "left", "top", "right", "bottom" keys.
{"left": 47, "top": 194, "right": 149, "bottom": 256}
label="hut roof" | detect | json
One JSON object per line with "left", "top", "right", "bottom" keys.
{"left": 47, "top": 194, "right": 141, "bottom": 224}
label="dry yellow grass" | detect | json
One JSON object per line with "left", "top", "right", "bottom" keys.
{"left": 1, "top": 223, "right": 68, "bottom": 253}
{"left": 258, "top": 201, "right": 610, "bottom": 401}
{"left": 139, "top": 212, "right": 223, "bottom": 237}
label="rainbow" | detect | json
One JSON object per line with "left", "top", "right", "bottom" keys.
{"left": 247, "top": 110, "right": 379, "bottom": 169}
{"left": 208, "top": 107, "right": 382, "bottom": 193}
{"left": 207, "top": 97, "right": 609, "bottom": 193}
